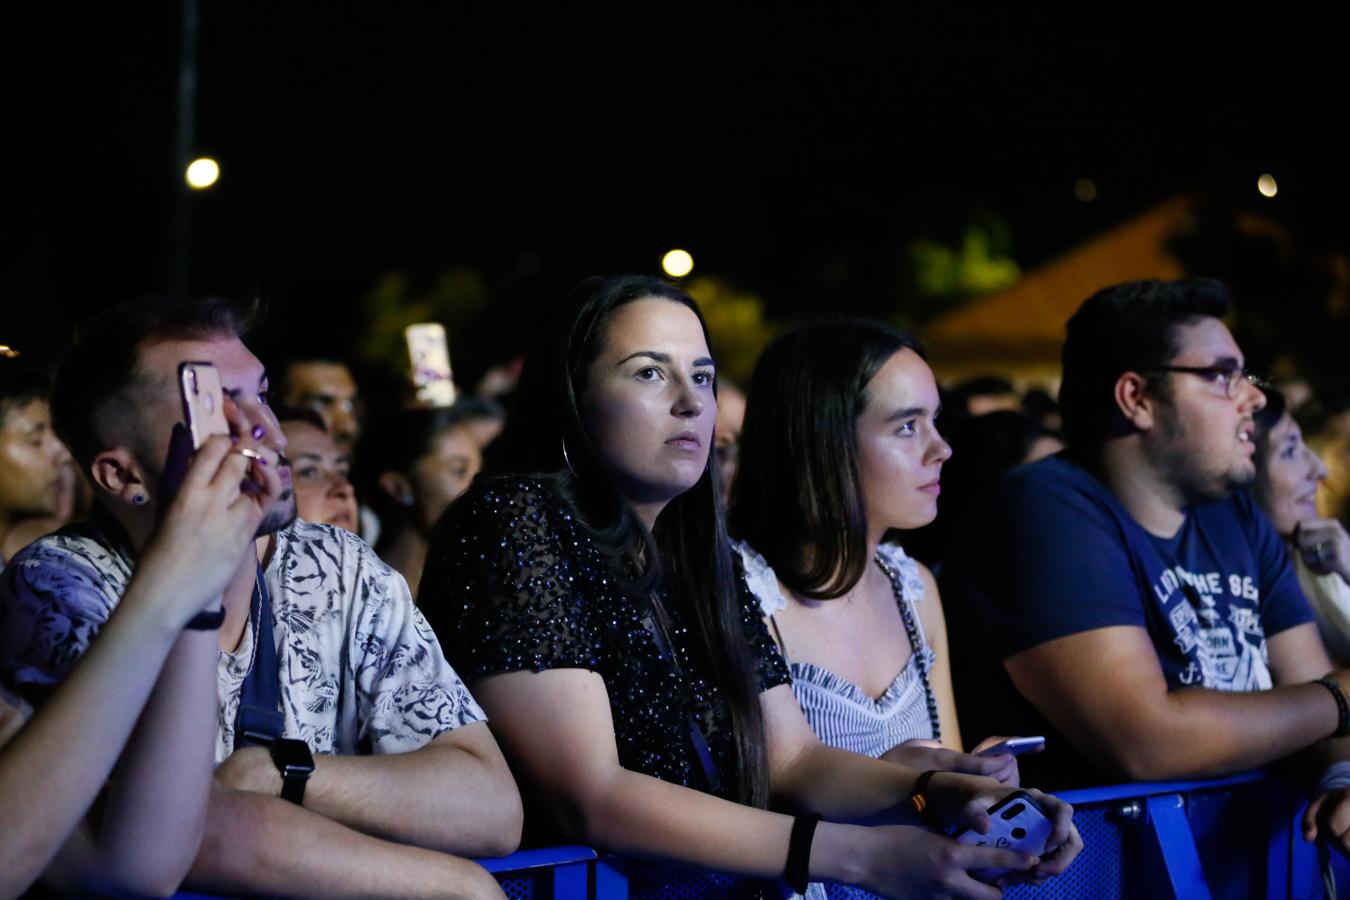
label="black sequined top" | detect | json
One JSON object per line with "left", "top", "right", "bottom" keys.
{"left": 421, "top": 476, "right": 789, "bottom": 800}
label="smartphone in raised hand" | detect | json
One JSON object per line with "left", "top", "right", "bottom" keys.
{"left": 179, "top": 361, "right": 229, "bottom": 450}
{"left": 404, "top": 322, "right": 456, "bottom": 408}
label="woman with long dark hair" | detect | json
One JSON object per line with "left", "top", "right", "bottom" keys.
{"left": 421, "top": 276, "right": 1080, "bottom": 898}
{"left": 729, "top": 321, "right": 1037, "bottom": 784}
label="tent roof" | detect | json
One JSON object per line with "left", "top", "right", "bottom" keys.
{"left": 921, "top": 196, "right": 1193, "bottom": 371}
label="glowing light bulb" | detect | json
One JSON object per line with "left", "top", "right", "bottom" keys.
{"left": 186, "top": 157, "right": 220, "bottom": 189}
{"left": 1257, "top": 174, "right": 1278, "bottom": 198}
{"left": 662, "top": 249, "right": 694, "bottom": 278}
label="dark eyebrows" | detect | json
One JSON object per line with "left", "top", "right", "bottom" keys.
{"left": 886, "top": 406, "right": 930, "bottom": 422}
{"left": 614, "top": 351, "right": 716, "bottom": 369}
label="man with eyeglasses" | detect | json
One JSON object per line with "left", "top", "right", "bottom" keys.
{"left": 940, "top": 279, "right": 1350, "bottom": 856}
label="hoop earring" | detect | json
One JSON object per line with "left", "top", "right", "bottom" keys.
{"left": 561, "top": 435, "right": 578, "bottom": 477}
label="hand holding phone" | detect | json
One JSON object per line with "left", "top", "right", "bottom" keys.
{"left": 954, "top": 791, "right": 1053, "bottom": 882}
{"left": 976, "top": 736, "right": 1046, "bottom": 758}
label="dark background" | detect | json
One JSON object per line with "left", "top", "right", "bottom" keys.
{"left": 6, "top": 5, "right": 1347, "bottom": 385}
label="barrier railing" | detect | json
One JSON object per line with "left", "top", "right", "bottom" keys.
{"left": 476, "top": 771, "right": 1336, "bottom": 900}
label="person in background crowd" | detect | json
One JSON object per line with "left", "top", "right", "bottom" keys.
{"left": 713, "top": 378, "right": 746, "bottom": 495}
{"left": 940, "top": 279, "right": 1350, "bottom": 862}
{"left": 902, "top": 410, "right": 1063, "bottom": 570}
{"left": 729, "top": 321, "right": 1028, "bottom": 792}
{"left": 1252, "top": 389, "right": 1350, "bottom": 666}
{"left": 0, "top": 360, "right": 72, "bottom": 566}
{"left": 949, "top": 375, "right": 1019, "bottom": 420}
{"left": 276, "top": 355, "right": 362, "bottom": 452}
{"left": 363, "top": 404, "right": 483, "bottom": 596}
{"left": 0, "top": 423, "right": 281, "bottom": 898}
{"left": 1309, "top": 392, "right": 1350, "bottom": 527}
{"left": 447, "top": 394, "right": 507, "bottom": 452}
{"left": 275, "top": 406, "right": 359, "bottom": 533}
{"left": 0, "top": 296, "right": 517, "bottom": 900}
{"left": 422, "top": 275, "right": 1080, "bottom": 899}
{"left": 1020, "top": 387, "right": 1063, "bottom": 435}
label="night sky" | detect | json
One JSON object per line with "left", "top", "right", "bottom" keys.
{"left": 7, "top": 5, "right": 1348, "bottom": 377}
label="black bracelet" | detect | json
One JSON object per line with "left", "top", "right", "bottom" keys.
{"left": 184, "top": 607, "right": 226, "bottom": 631}
{"left": 909, "top": 769, "right": 943, "bottom": 829}
{"left": 784, "top": 812, "right": 821, "bottom": 895}
{"left": 1315, "top": 676, "right": 1350, "bottom": 737}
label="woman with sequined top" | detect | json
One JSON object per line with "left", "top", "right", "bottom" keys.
{"left": 421, "top": 275, "right": 1081, "bottom": 899}
{"left": 728, "top": 321, "right": 1037, "bottom": 786}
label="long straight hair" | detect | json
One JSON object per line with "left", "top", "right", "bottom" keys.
{"left": 729, "top": 319, "right": 925, "bottom": 599}
{"left": 490, "top": 274, "right": 770, "bottom": 808}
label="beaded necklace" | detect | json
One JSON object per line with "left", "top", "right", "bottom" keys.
{"left": 874, "top": 554, "right": 941, "bottom": 742}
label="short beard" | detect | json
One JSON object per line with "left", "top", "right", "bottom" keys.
{"left": 256, "top": 490, "right": 298, "bottom": 537}
{"left": 1153, "top": 413, "right": 1254, "bottom": 506}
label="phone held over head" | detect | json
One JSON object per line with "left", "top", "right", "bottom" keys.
{"left": 179, "top": 361, "right": 230, "bottom": 450}
{"left": 953, "top": 791, "right": 1053, "bottom": 883}
{"left": 976, "top": 736, "right": 1046, "bottom": 758}
{"left": 404, "top": 322, "right": 456, "bottom": 408}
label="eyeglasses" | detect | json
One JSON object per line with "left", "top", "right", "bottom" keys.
{"left": 1139, "top": 365, "right": 1272, "bottom": 399}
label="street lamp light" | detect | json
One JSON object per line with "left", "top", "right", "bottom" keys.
{"left": 662, "top": 249, "right": 694, "bottom": 278}
{"left": 186, "top": 157, "right": 220, "bottom": 189}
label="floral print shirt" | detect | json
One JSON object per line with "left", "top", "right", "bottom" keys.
{"left": 0, "top": 517, "right": 485, "bottom": 762}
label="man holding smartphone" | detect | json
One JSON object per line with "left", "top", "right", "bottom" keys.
{"left": 0, "top": 295, "right": 518, "bottom": 899}
{"left": 941, "top": 279, "right": 1350, "bottom": 858}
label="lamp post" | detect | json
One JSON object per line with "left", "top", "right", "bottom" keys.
{"left": 167, "top": 0, "right": 200, "bottom": 298}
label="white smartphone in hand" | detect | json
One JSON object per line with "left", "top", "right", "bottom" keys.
{"left": 976, "top": 736, "right": 1046, "bottom": 758}
{"left": 954, "top": 791, "right": 1053, "bottom": 882}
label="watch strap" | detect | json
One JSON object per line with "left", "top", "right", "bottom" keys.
{"left": 280, "top": 769, "right": 308, "bottom": 805}
{"left": 269, "top": 737, "right": 314, "bottom": 806}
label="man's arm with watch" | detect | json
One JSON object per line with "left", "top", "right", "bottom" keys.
{"left": 213, "top": 721, "right": 523, "bottom": 858}
{"left": 187, "top": 781, "right": 506, "bottom": 900}
{"left": 1005, "top": 622, "right": 1350, "bottom": 781}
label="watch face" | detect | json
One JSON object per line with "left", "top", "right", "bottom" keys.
{"left": 270, "top": 737, "right": 316, "bottom": 775}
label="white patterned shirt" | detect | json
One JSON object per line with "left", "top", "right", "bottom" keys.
{"left": 1, "top": 517, "right": 485, "bottom": 762}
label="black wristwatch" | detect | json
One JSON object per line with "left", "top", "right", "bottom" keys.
{"left": 269, "top": 738, "right": 315, "bottom": 805}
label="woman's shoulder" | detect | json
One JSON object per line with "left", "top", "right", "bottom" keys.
{"left": 876, "top": 541, "right": 926, "bottom": 603}
{"left": 732, "top": 540, "right": 789, "bottom": 616}
{"left": 429, "top": 474, "right": 591, "bottom": 574}
{"left": 448, "top": 474, "right": 574, "bottom": 526}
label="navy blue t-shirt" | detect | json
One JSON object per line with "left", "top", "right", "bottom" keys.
{"left": 940, "top": 454, "right": 1314, "bottom": 787}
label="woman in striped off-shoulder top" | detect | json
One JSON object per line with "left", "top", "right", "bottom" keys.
{"left": 728, "top": 320, "right": 1033, "bottom": 785}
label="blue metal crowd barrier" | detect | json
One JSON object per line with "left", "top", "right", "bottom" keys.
{"left": 472, "top": 772, "right": 1338, "bottom": 900}
{"left": 167, "top": 771, "right": 1345, "bottom": 899}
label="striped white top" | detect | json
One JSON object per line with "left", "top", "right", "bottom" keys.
{"left": 737, "top": 541, "right": 937, "bottom": 757}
